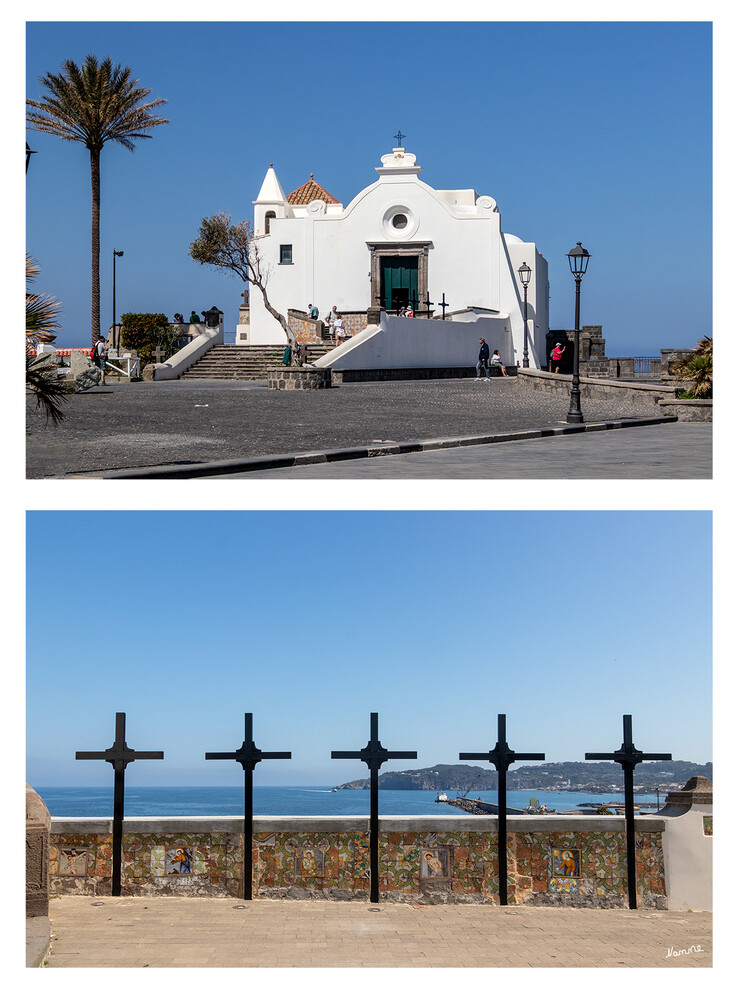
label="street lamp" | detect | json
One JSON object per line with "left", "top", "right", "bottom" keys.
{"left": 112, "top": 249, "right": 124, "bottom": 350}
{"left": 518, "top": 261, "right": 532, "bottom": 368}
{"left": 566, "top": 241, "right": 591, "bottom": 424}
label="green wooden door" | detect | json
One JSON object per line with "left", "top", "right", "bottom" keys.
{"left": 380, "top": 257, "right": 418, "bottom": 312}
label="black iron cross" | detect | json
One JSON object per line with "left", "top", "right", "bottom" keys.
{"left": 423, "top": 295, "right": 434, "bottom": 319}
{"left": 394, "top": 130, "right": 406, "bottom": 146}
{"left": 76, "top": 712, "right": 164, "bottom": 896}
{"left": 585, "top": 714, "right": 671, "bottom": 909}
{"left": 439, "top": 294, "right": 449, "bottom": 320}
{"left": 460, "top": 713, "right": 544, "bottom": 905}
{"left": 206, "top": 712, "right": 291, "bottom": 900}
{"left": 332, "top": 712, "right": 416, "bottom": 902}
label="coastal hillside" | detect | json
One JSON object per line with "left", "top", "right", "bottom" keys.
{"left": 335, "top": 760, "right": 712, "bottom": 794}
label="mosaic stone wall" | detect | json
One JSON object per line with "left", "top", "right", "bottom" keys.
{"left": 50, "top": 830, "right": 242, "bottom": 898}
{"left": 49, "top": 821, "right": 666, "bottom": 908}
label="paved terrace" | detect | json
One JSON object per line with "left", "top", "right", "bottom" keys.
{"left": 40, "top": 896, "right": 711, "bottom": 968}
{"left": 25, "top": 377, "right": 708, "bottom": 479}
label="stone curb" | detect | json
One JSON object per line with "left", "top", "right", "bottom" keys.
{"left": 75, "top": 416, "right": 678, "bottom": 479}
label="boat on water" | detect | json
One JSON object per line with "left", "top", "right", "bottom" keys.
{"left": 435, "top": 792, "right": 448, "bottom": 802}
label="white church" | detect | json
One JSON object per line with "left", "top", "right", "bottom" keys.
{"left": 244, "top": 146, "right": 549, "bottom": 369}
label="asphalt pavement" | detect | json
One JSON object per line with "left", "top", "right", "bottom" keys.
{"left": 26, "top": 378, "right": 711, "bottom": 479}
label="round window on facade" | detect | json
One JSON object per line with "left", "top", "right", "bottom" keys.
{"left": 392, "top": 213, "right": 408, "bottom": 230}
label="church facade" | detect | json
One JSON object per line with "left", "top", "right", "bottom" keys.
{"left": 247, "top": 147, "right": 549, "bottom": 367}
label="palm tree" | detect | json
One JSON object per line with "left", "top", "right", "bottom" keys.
{"left": 27, "top": 55, "right": 168, "bottom": 345}
{"left": 669, "top": 336, "right": 712, "bottom": 398}
{"left": 26, "top": 254, "right": 69, "bottom": 425}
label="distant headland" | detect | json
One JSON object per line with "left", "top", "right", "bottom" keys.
{"left": 334, "top": 760, "right": 711, "bottom": 795}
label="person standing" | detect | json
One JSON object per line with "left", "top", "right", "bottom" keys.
{"left": 551, "top": 343, "right": 565, "bottom": 373}
{"left": 93, "top": 333, "right": 107, "bottom": 385}
{"left": 333, "top": 317, "right": 345, "bottom": 347}
{"left": 325, "top": 305, "right": 340, "bottom": 329}
{"left": 475, "top": 338, "right": 490, "bottom": 380}
{"left": 307, "top": 303, "right": 319, "bottom": 319}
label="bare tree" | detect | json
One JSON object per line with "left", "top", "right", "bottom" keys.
{"left": 189, "top": 212, "right": 291, "bottom": 342}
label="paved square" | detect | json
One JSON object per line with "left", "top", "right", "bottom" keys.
{"left": 42, "top": 896, "right": 712, "bottom": 968}
{"left": 25, "top": 378, "right": 686, "bottom": 478}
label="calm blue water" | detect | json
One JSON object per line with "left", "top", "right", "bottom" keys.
{"left": 35, "top": 786, "right": 661, "bottom": 818}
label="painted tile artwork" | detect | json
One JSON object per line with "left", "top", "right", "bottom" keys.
{"left": 59, "top": 848, "right": 88, "bottom": 876}
{"left": 552, "top": 848, "right": 581, "bottom": 878}
{"left": 166, "top": 847, "right": 193, "bottom": 875}
{"left": 295, "top": 847, "right": 325, "bottom": 877}
{"left": 420, "top": 847, "right": 451, "bottom": 881}
{"left": 703, "top": 816, "right": 712, "bottom": 836}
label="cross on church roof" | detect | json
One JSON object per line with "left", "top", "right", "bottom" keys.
{"left": 460, "top": 713, "right": 544, "bottom": 905}
{"left": 394, "top": 130, "right": 406, "bottom": 147}
{"left": 332, "top": 713, "right": 416, "bottom": 902}
{"left": 76, "top": 712, "right": 164, "bottom": 895}
{"left": 206, "top": 713, "right": 291, "bottom": 900}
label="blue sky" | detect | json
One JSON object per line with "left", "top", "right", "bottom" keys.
{"left": 26, "top": 511, "right": 712, "bottom": 787}
{"left": 25, "top": 19, "right": 711, "bottom": 354}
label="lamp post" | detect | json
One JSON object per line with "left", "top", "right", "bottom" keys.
{"left": 518, "top": 261, "right": 532, "bottom": 368}
{"left": 566, "top": 242, "right": 591, "bottom": 424}
{"left": 112, "top": 249, "right": 124, "bottom": 351}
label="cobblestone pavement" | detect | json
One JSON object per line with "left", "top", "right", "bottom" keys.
{"left": 26, "top": 378, "right": 666, "bottom": 478}
{"left": 43, "top": 896, "right": 711, "bottom": 968}
{"left": 215, "top": 423, "right": 711, "bottom": 479}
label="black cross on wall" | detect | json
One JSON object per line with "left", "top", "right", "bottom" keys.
{"left": 439, "top": 294, "right": 449, "bottom": 320}
{"left": 75, "top": 712, "right": 164, "bottom": 896}
{"left": 206, "top": 712, "right": 291, "bottom": 900}
{"left": 332, "top": 712, "right": 416, "bottom": 903}
{"left": 585, "top": 714, "right": 671, "bottom": 909}
{"left": 460, "top": 713, "right": 544, "bottom": 905}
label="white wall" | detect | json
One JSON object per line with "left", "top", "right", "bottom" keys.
{"left": 662, "top": 805, "right": 712, "bottom": 911}
{"left": 315, "top": 313, "right": 512, "bottom": 370}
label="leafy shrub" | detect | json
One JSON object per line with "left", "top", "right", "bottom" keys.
{"left": 120, "top": 313, "right": 178, "bottom": 367}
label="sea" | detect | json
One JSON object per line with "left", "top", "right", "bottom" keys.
{"left": 35, "top": 786, "right": 662, "bottom": 818}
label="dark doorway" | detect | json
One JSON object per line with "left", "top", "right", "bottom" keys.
{"left": 380, "top": 256, "right": 418, "bottom": 312}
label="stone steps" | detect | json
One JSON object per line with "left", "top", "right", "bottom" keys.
{"left": 180, "top": 344, "right": 332, "bottom": 380}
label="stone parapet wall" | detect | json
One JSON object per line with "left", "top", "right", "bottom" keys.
{"left": 48, "top": 815, "right": 666, "bottom": 908}
{"left": 516, "top": 368, "right": 682, "bottom": 416}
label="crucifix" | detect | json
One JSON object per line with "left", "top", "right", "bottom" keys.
{"left": 206, "top": 713, "right": 291, "bottom": 900}
{"left": 460, "top": 713, "right": 544, "bottom": 905}
{"left": 153, "top": 345, "right": 165, "bottom": 364}
{"left": 439, "top": 294, "right": 449, "bottom": 320}
{"left": 76, "top": 712, "right": 164, "bottom": 896}
{"left": 394, "top": 130, "right": 406, "bottom": 147}
{"left": 332, "top": 712, "right": 416, "bottom": 903}
{"left": 423, "top": 295, "right": 434, "bottom": 319}
{"left": 585, "top": 714, "right": 671, "bottom": 909}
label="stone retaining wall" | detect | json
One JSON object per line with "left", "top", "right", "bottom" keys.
{"left": 514, "top": 367, "right": 714, "bottom": 420}
{"left": 266, "top": 367, "right": 332, "bottom": 390}
{"left": 48, "top": 815, "right": 666, "bottom": 908}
